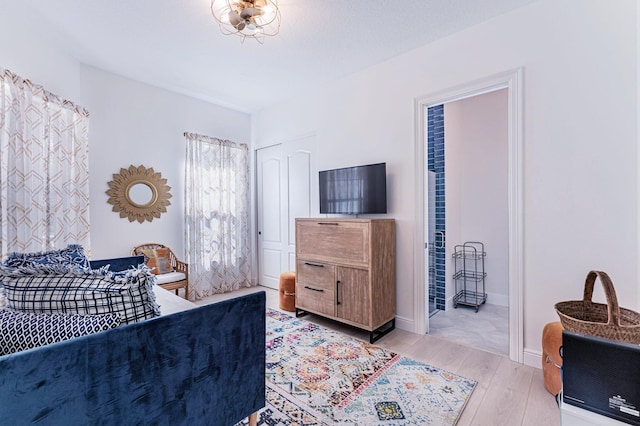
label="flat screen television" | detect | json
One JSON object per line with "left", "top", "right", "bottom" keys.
{"left": 319, "top": 162, "right": 387, "bottom": 214}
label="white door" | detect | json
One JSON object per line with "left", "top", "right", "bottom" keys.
{"left": 257, "top": 136, "right": 315, "bottom": 289}
{"left": 257, "top": 144, "right": 285, "bottom": 289}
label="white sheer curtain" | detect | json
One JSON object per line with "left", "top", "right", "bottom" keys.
{"left": 0, "top": 68, "right": 90, "bottom": 256}
{"left": 184, "top": 132, "right": 252, "bottom": 299}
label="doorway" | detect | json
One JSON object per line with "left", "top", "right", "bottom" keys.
{"left": 426, "top": 89, "right": 509, "bottom": 356}
{"left": 413, "top": 69, "right": 524, "bottom": 363}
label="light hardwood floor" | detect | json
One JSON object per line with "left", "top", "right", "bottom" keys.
{"left": 195, "top": 286, "right": 561, "bottom": 426}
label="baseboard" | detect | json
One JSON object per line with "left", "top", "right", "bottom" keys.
{"left": 395, "top": 315, "right": 414, "bottom": 332}
{"left": 485, "top": 292, "right": 508, "bottom": 307}
{"left": 524, "top": 348, "right": 542, "bottom": 369}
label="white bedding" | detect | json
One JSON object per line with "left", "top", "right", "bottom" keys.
{"left": 154, "top": 285, "right": 196, "bottom": 315}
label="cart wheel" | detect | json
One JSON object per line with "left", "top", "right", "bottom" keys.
{"left": 475, "top": 307, "right": 479, "bottom": 313}
{"left": 454, "top": 304, "right": 458, "bottom": 309}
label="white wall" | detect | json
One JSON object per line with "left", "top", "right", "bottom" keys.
{"left": 0, "top": 6, "right": 251, "bottom": 261}
{"left": 445, "top": 89, "right": 509, "bottom": 307}
{"left": 253, "top": 0, "right": 638, "bottom": 360}
{"left": 81, "top": 67, "right": 251, "bottom": 259}
{"left": 0, "top": 2, "right": 82, "bottom": 107}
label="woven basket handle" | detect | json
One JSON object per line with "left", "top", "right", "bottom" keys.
{"left": 583, "top": 270, "right": 621, "bottom": 326}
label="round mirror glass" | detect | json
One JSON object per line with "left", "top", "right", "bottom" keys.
{"left": 128, "top": 182, "right": 154, "bottom": 207}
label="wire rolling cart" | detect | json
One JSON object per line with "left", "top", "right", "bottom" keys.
{"left": 452, "top": 241, "right": 487, "bottom": 312}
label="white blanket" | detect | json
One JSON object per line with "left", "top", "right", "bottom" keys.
{"left": 154, "top": 285, "right": 196, "bottom": 315}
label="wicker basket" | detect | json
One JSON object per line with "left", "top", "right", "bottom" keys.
{"left": 554, "top": 270, "right": 640, "bottom": 344}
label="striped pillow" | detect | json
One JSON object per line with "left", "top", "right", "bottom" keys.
{"left": 0, "top": 310, "right": 121, "bottom": 355}
{"left": 0, "top": 265, "right": 160, "bottom": 325}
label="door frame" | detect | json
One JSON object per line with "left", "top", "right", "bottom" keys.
{"left": 413, "top": 68, "right": 524, "bottom": 363}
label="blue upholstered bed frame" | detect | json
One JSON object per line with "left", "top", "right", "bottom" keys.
{"left": 0, "top": 291, "right": 266, "bottom": 425}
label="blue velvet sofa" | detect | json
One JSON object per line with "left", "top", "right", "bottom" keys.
{"left": 0, "top": 290, "right": 266, "bottom": 425}
{"left": 87, "top": 254, "right": 145, "bottom": 272}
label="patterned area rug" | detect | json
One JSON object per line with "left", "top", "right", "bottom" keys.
{"left": 238, "top": 309, "right": 477, "bottom": 425}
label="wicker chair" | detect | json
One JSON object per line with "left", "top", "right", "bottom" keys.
{"left": 131, "top": 243, "right": 188, "bottom": 300}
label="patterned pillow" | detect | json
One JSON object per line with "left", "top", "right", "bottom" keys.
{"left": 140, "top": 248, "right": 174, "bottom": 274}
{"left": 0, "top": 266, "right": 160, "bottom": 325}
{"left": 0, "top": 310, "right": 121, "bottom": 356}
{"left": 4, "top": 244, "right": 90, "bottom": 270}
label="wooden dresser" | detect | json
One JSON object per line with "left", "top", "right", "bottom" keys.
{"left": 295, "top": 218, "right": 395, "bottom": 342}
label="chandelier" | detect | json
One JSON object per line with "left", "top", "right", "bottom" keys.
{"left": 211, "top": 0, "right": 281, "bottom": 44}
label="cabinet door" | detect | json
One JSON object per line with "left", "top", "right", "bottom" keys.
{"left": 336, "top": 267, "right": 369, "bottom": 327}
{"left": 296, "top": 260, "right": 336, "bottom": 316}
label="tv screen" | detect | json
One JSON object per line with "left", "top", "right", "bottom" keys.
{"left": 319, "top": 163, "right": 387, "bottom": 214}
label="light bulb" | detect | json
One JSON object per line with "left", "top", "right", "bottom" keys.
{"left": 260, "top": 4, "right": 275, "bottom": 21}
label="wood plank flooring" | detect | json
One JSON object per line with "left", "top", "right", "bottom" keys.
{"left": 195, "top": 286, "right": 561, "bottom": 425}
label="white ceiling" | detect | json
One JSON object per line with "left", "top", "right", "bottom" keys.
{"left": 15, "top": 0, "right": 537, "bottom": 113}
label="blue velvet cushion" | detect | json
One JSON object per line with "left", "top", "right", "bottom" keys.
{"left": 0, "top": 265, "right": 160, "bottom": 324}
{"left": 4, "top": 244, "right": 90, "bottom": 270}
{"left": 0, "top": 310, "right": 121, "bottom": 355}
{"left": 89, "top": 255, "right": 145, "bottom": 272}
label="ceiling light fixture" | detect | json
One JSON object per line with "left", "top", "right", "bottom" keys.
{"left": 211, "top": 0, "right": 281, "bottom": 44}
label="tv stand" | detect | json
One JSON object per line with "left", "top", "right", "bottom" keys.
{"left": 294, "top": 218, "right": 395, "bottom": 343}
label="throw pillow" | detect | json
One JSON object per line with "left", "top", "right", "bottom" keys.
{"left": 0, "top": 265, "right": 161, "bottom": 325}
{"left": 139, "top": 248, "right": 174, "bottom": 274}
{"left": 4, "top": 244, "right": 90, "bottom": 270}
{"left": 0, "top": 310, "right": 121, "bottom": 356}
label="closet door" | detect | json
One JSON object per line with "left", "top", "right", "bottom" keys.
{"left": 257, "top": 136, "right": 315, "bottom": 289}
{"left": 257, "top": 144, "right": 285, "bottom": 289}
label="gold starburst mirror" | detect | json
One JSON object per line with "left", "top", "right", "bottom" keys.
{"left": 106, "top": 165, "right": 172, "bottom": 223}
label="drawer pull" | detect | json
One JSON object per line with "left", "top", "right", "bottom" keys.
{"left": 336, "top": 280, "right": 341, "bottom": 305}
{"left": 304, "top": 262, "right": 324, "bottom": 268}
{"left": 304, "top": 285, "right": 324, "bottom": 293}
{"left": 317, "top": 222, "right": 339, "bottom": 225}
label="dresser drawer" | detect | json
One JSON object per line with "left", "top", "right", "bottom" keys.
{"left": 296, "top": 260, "right": 335, "bottom": 287}
{"left": 296, "top": 220, "right": 369, "bottom": 266}
{"left": 295, "top": 260, "right": 335, "bottom": 316}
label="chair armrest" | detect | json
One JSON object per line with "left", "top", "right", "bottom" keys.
{"left": 175, "top": 259, "right": 188, "bottom": 275}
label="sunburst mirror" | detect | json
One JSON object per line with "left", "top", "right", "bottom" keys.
{"left": 106, "top": 165, "right": 172, "bottom": 223}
